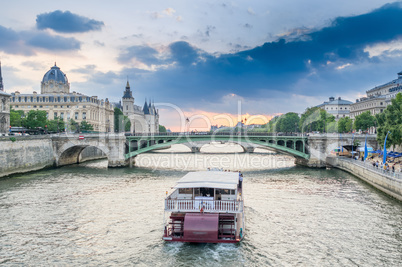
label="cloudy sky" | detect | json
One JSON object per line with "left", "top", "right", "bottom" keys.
{"left": 1, "top": 0, "right": 402, "bottom": 130}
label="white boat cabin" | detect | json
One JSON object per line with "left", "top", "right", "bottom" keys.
{"left": 165, "top": 171, "right": 243, "bottom": 213}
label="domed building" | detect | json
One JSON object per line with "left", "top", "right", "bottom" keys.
{"left": 9, "top": 63, "right": 114, "bottom": 132}
{"left": 41, "top": 63, "right": 70, "bottom": 94}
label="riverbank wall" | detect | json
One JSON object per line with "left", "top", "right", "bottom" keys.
{"left": 0, "top": 136, "right": 54, "bottom": 178}
{"left": 0, "top": 137, "right": 107, "bottom": 178}
{"left": 327, "top": 157, "right": 402, "bottom": 201}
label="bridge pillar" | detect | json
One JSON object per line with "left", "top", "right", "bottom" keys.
{"left": 244, "top": 147, "right": 254, "bottom": 153}
{"left": 107, "top": 134, "right": 129, "bottom": 167}
{"left": 191, "top": 146, "right": 201, "bottom": 153}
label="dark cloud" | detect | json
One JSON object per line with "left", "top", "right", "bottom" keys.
{"left": 168, "top": 41, "right": 203, "bottom": 66}
{"left": 36, "top": 10, "right": 104, "bottom": 33}
{"left": 116, "top": 2, "right": 402, "bottom": 112}
{"left": 0, "top": 25, "right": 33, "bottom": 55}
{"left": 0, "top": 25, "right": 81, "bottom": 55}
{"left": 24, "top": 31, "right": 81, "bottom": 51}
{"left": 117, "top": 45, "right": 161, "bottom": 65}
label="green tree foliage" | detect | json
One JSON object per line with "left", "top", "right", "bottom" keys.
{"left": 266, "top": 116, "right": 281, "bottom": 132}
{"left": 68, "top": 119, "right": 79, "bottom": 133}
{"left": 159, "top": 125, "right": 167, "bottom": 133}
{"left": 23, "top": 110, "right": 47, "bottom": 129}
{"left": 299, "top": 107, "right": 335, "bottom": 133}
{"left": 10, "top": 109, "right": 25, "bottom": 127}
{"left": 114, "top": 107, "right": 131, "bottom": 132}
{"left": 80, "top": 121, "right": 94, "bottom": 132}
{"left": 47, "top": 117, "right": 65, "bottom": 132}
{"left": 337, "top": 117, "right": 353, "bottom": 133}
{"left": 276, "top": 112, "right": 300, "bottom": 132}
{"left": 354, "top": 111, "right": 376, "bottom": 131}
{"left": 376, "top": 92, "right": 402, "bottom": 147}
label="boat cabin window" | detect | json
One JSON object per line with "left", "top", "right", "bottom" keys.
{"left": 215, "top": 189, "right": 236, "bottom": 201}
{"left": 179, "top": 188, "right": 192, "bottom": 194}
{"left": 216, "top": 189, "right": 235, "bottom": 195}
{"left": 194, "top": 188, "right": 214, "bottom": 197}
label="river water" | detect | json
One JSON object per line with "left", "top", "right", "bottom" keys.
{"left": 0, "top": 144, "right": 401, "bottom": 266}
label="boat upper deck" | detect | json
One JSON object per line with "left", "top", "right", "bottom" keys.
{"left": 165, "top": 171, "right": 244, "bottom": 213}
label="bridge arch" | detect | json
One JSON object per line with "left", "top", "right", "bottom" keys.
{"left": 125, "top": 135, "right": 309, "bottom": 160}
{"left": 56, "top": 142, "right": 110, "bottom": 166}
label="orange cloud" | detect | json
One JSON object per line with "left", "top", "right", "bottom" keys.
{"left": 158, "top": 108, "right": 274, "bottom": 132}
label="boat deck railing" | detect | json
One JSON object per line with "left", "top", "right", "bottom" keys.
{"left": 165, "top": 199, "right": 243, "bottom": 213}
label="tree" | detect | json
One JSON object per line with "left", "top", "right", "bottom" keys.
{"left": 47, "top": 117, "right": 65, "bottom": 133}
{"left": 23, "top": 110, "right": 47, "bottom": 129}
{"left": 376, "top": 92, "right": 402, "bottom": 148}
{"left": 80, "top": 121, "right": 94, "bottom": 131}
{"left": 159, "top": 125, "right": 167, "bottom": 133}
{"left": 67, "top": 119, "right": 79, "bottom": 133}
{"left": 10, "top": 109, "right": 25, "bottom": 127}
{"left": 277, "top": 112, "right": 300, "bottom": 132}
{"left": 337, "top": 117, "right": 353, "bottom": 133}
{"left": 299, "top": 107, "right": 335, "bottom": 133}
{"left": 354, "top": 111, "right": 376, "bottom": 132}
{"left": 114, "top": 107, "right": 131, "bottom": 132}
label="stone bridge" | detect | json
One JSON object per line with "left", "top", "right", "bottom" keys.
{"left": 52, "top": 133, "right": 126, "bottom": 167}
{"left": 50, "top": 132, "right": 380, "bottom": 168}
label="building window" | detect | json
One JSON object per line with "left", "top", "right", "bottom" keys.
{"left": 54, "top": 105, "right": 57, "bottom": 108}
{"left": 380, "top": 102, "right": 383, "bottom": 105}
{"left": 67, "top": 113, "right": 70, "bottom": 120}
{"left": 83, "top": 112, "right": 86, "bottom": 120}
{"left": 83, "top": 105, "right": 86, "bottom": 108}
{"left": 380, "top": 109, "right": 383, "bottom": 112}
{"left": 54, "top": 112, "right": 57, "bottom": 118}
{"left": 67, "top": 105, "right": 70, "bottom": 108}
{"left": 60, "top": 112, "right": 64, "bottom": 120}
{"left": 39, "top": 105, "right": 43, "bottom": 108}
{"left": 75, "top": 112, "right": 79, "bottom": 120}
{"left": 126, "top": 105, "right": 128, "bottom": 110}
{"left": 27, "top": 106, "right": 31, "bottom": 108}
{"left": 60, "top": 105, "right": 63, "bottom": 108}
{"left": 33, "top": 105, "right": 37, "bottom": 108}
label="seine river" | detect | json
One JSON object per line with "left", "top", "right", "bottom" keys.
{"left": 0, "top": 144, "right": 401, "bottom": 266}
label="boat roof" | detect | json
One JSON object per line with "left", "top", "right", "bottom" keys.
{"left": 173, "top": 171, "right": 239, "bottom": 190}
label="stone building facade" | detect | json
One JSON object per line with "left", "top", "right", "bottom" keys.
{"left": 350, "top": 70, "right": 402, "bottom": 119}
{"left": 316, "top": 96, "right": 353, "bottom": 120}
{"left": 9, "top": 63, "right": 114, "bottom": 132}
{"left": 0, "top": 61, "right": 11, "bottom": 134}
{"left": 0, "top": 91, "right": 11, "bottom": 134}
{"left": 121, "top": 81, "right": 159, "bottom": 133}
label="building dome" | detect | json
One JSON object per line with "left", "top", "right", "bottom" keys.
{"left": 42, "top": 63, "right": 68, "bottom": 84}
{"left": 41, "top": 63, "right": 70, "bottom": 94}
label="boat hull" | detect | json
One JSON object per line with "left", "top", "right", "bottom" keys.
{"left": 163, "top": 212, "right": 244, "bottom": 243}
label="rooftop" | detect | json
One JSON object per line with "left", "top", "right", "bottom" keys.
{"left": 173, "top": 171, "right": 239, "bottom": 190}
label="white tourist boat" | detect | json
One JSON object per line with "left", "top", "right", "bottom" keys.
{"left": 163, "top": 170, "right": 245, "bottom": 243}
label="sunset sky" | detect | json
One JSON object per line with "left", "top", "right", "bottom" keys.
{"left": 1, "top": 0, "right": 402, "bottom": 130}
